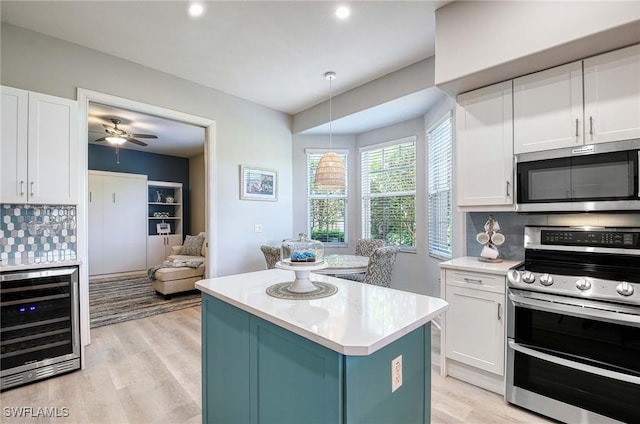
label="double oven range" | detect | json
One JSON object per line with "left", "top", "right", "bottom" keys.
{"left": 506, "top": 226, "right": 640, "bottom": 424}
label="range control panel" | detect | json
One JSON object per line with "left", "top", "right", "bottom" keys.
{"left": 541, "top": 230, "right": 639, "bottom": 249}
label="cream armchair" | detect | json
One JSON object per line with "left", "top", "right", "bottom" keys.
{"left": 152, "top": 232, "right": 206, "bottom": 297}
{"left": 168, "top": 232, "right": 206, "bottom": 262}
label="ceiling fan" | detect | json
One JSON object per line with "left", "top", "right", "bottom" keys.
{"left": 93, "top": 118, "right": 158, "bottom": 146}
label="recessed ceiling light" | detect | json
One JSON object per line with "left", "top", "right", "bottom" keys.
{"left": 336, "top": 6, "right": 350, "bottom": 20}
{"left": 189, "top": 3, "right": 204, "bottom": 18}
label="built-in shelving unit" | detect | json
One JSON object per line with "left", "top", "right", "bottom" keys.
{"left": 147, "top": 181, "right": 183, "bottom": 266}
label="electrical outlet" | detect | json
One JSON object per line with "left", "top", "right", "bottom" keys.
{"left": 391, "top": 355, "right": 402, "bottom": 392}
{"left": 254, "top": 224, "right": 262, "bottom": 233}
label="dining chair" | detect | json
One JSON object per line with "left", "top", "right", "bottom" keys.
{"left": 338, "top": 246, "right": 400, "bottom": 287}
{"left": 363, "top": 246, "right": 400, "bottom": 287}
{"left": 354, "top": 238, "right": 384, "bottom": 257}
{"left": 260, "top": 245, "right": 281, "bottom": 269}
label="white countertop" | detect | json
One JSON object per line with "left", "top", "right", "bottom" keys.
{"left": 196, "top": 269, "right": 448, "bottom": 356}
{"left": 439, "top": 256, "right": 522, "bottom": 275}
{"left": 0, "top": 260, "right": 81, "bottom": 272}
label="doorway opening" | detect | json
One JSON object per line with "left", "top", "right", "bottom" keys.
{"left": 77, "top": 88, "right": 216, "bottom": 345}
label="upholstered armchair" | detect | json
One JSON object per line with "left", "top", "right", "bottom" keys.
{"left": 169, "top": 232, "right": 206, "bottom": 262}
{"left": 355, "top": 238, "right": 384, "bottom": 257}
{"left": 260, "top": 245, "right": 281, "bottom": 269}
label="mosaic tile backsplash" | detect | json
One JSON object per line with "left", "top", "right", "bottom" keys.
{"left": 1, "top": 204, "right": 77, "bottom": 266}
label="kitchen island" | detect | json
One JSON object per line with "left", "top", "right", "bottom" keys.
{"left": 196, "top": 269, "right": 448, "bottom": 424}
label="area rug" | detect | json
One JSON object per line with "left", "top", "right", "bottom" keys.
{"left": 89, "top": 276, "right": 201, "bottom": 328}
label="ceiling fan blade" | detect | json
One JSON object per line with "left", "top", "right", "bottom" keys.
{"left": 131, "top": 134, "right": 158, "bottom": 139}
{"left": 93, "top": 137, "right": 107, "bottom": 142}
{"left": 126, "top": 138, "right": 148, "bottom": 147}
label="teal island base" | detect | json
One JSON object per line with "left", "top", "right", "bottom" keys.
{"left": 202, "top": 295, "right": 432, "bottom": 424}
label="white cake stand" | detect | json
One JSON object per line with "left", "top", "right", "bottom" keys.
{"left": 275, "top": 260, "right": 329, "bottom": 293}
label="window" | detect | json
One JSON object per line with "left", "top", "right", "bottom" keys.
{"left": 427, "top": 113, "right": 453, "bottom": 259}
{"left": 306, "top": 149, "right": 348, "bottom": 244}
{"left": 361, "top": 137, "right": 416, "bottom": 249}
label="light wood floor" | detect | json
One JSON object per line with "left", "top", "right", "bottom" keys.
{"left": 1, "top": 306, "right": 553, "bottom": 424}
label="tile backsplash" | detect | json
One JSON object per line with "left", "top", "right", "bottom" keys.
{"left": 466, "top": 211, "right": 640, "bottom": 261}
{"left": 1, "top": 204, "right": 77, "bottom": 266}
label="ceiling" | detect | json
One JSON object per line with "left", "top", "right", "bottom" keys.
{"left": 2, "top": 0, "right": 450, "bottom": 154}
{"left": 88, "top": 103, "right": 205, "bottom": 158}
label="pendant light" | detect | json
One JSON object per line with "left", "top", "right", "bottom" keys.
{"left": 314, "top": 71, "right": 346, "bottom": 190}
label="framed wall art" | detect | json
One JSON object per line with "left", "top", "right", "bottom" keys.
{"left": 240, "top": 165, "right": 278, "bottom": 201}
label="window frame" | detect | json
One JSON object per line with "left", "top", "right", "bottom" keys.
{"left": 427, "top": 112, "right": 453, "bottom": 260}
{"left": 360, "top": 136, "right": 417, "bottom": 252}
{"left": 305, "top": 148, "right": 349, "bottom": 247}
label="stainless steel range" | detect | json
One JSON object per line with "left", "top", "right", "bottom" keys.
{"left": 506, "top": 226, "right": 640, "bottom": 424}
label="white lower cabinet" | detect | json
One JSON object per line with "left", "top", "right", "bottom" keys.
{"left": 445, "top": 285, "right": 504, "bottom": 375}
{"left": 147, "top": 234, "right": 182, "bottom": 266}
{"left": 439, "top": 258, "right": 521, "bottom": 395}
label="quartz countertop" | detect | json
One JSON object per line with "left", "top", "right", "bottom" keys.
{"left": 196, "top": 269, "right": 448, "bottom": 356}
{"left": 0, "top": 260, "right": 81, "bottom": 272}
{"left": 439, "top": 256, "right": 522, "bottom": 275}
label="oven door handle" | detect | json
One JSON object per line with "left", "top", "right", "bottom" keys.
{"left": 508, "top": 292, "right": 640, "bottom": 327}
{"left": 508, "top": 340, "right": 640, "bottom": 385}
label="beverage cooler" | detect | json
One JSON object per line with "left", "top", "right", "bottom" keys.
{"left": 1, "top": 266, "right": 80, "bottom": 390}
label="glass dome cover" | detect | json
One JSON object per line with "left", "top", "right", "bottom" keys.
{"left": 282, "top": 233, "right": 324, "bottom": 263}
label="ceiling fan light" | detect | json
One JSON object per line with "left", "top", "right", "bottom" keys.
{"left": 315, "top": 152, "right": 346, "bottom": 190}
{"left": 106, "top": 136, "right": 127, "bottom": 145}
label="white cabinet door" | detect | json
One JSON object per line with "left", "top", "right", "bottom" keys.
{"left": 88, "top": 173, "right": 105, "bottom": 276}
{"left": 0, "top": 87, "right": 78, "bottom": 204}
{"left": 148, "top": 234, "right": 184, "bottom": 266}
{"left": 584, "top": 44, "right": 640, "bottom": 145}
{"left": 456, "top": 81, "right": 514, "bottom": 208}
{"left": 445, "top": 285, "right": 505, "bottom": 375}
{"left": 27, "top": 92, "right": 78, "bottom": 204}
{"left": 514, "top": 61, "right": 583, "bottom": 154}
{"left": 103, "top": 174, "right": 147, "bottom": 274}
{"left": 1, "top": 86, "right": 28, "bottom": 203}
{"left": 147, "top": 236, "right": 167, "bottom": 267}
{"left": 88, "top": 171, "right": 147, "bottom": 276}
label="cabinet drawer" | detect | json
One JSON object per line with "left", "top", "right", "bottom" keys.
{"left": 445, "top": 270, "right": 505, "bottom": 294}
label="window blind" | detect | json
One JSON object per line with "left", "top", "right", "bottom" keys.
{"left": 361, "top": 138, "right": 416, "bottom": 248}
{"left": 306, "top": 150, "right": 348, "bottom": 244}
{"left": 428, "top": 114, "right": 453, "bottom": 259}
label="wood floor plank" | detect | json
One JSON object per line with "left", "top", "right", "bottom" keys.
{"left": 1, "top": 305, "right": 553, "bottom": 424}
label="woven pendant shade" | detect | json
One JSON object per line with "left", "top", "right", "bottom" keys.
{"left": 314, "top": 71, "right": 345, "bottom": 190}
{"left": 315, "top": 151, "right": 345, "bottom": 190}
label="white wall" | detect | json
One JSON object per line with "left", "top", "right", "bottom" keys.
{"left": 435, "top": 1, "right": 640, "bottom": 94}
{"left": 294, "top": 58, "right": 436, "bottom": 134}
{"left": 1, "top": 24, "right": 293, "bottom": 277}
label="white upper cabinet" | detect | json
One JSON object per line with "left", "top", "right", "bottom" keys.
{"left": 456, "top": 81, "right": 514, "bottom": 209}
{"left": 513, "top": 62, "right": 584, "bottom": 154}
{"left": 1, "top": 87, "right": 29, "bottom": 203}
{"left": 1, "top": 86, "right": 78, "bottom": 204}
{"left": 514, "top": 44, "right": 640, "bottom": 154}
{"left": 584, "top": 44, "right": 640, "bottom": 145}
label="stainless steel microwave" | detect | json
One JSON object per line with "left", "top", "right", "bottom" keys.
{"left": 515, "top": 139, "right": 640, "bottom": 212}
